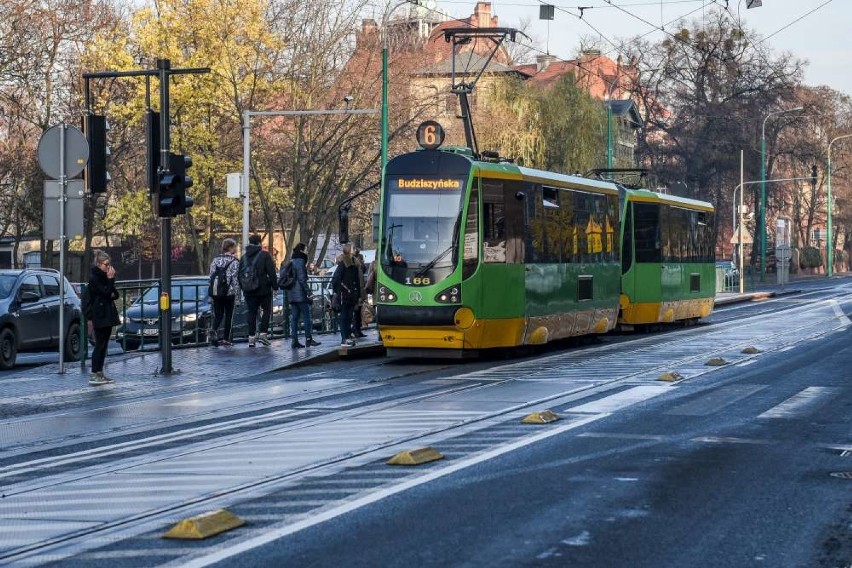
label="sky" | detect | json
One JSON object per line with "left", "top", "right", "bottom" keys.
{"left": 428, "top": 0, "right": 850, "bottom": 95}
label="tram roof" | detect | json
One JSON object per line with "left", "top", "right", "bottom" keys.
{"left": 625, "top": 188, "right": 714, "bottom": 212}
{"left": 475, "top": 162, "right": 620, "bottom": 195}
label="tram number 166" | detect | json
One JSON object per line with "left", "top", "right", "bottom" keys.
{"left": 405, "top": 276, "right": 431, "bottom": 286}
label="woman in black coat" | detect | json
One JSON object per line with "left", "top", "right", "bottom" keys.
{"left": 86, "top": 250, "right": 120, "bottom": 386}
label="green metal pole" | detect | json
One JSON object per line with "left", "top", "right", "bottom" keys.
{"left": 606, "top": 102, "right": 612, "bottom": 169}
{"left": 827, "top": 151, "right": 833, "bottom": 277}
{"left": 381, "top": 46, "right": 388, "bottom": 170}
{"left": 759, "top": 134, "right": 766, "bottom": 282}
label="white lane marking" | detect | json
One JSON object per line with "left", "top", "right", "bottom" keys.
{"left": 178, "top": 414, "right": 603, "bottom": 568}
{"left": 562, "top": 531, "right": 591, "bottom": 546}
{"left": 737, "top": 360, "right": 758, "bottom": 367}
{"left": 758, "top": 387, "right": 840, "bottom": 419}
{"left": 692, "top": 436, "right": 772, "bottom": 445}
{"left": 577, "top": 432, "right": 666, "bottom": 441}
{"left": 567, "top": 386, "right": 670, "bottom": 414}
{"left": 830, "top": 299, "right": 852, "bottom": 325}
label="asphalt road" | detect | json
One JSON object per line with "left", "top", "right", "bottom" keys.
{"left": 1, "top": 279, "right": 850, "bottom": 567}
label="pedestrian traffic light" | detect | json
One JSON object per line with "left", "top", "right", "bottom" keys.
{"left": 811, "top": 164, "right": 818, "bottom": 187}
{"left": 84, "top": 114, "right": 110, "bottom": 193}
{"left": 155, "top": 152, "right": 194, "bottom": 217}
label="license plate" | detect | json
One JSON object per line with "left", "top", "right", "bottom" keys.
{"left": 141, "top": 328, "right": 159, "bottom": 336}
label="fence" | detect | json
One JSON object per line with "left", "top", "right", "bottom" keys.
{"left": 81, "top": 276, "right": 342, "bottom": 362}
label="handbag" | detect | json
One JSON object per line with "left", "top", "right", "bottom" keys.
{"left": 361, "top": 303, "right": 375, "bottom": 325}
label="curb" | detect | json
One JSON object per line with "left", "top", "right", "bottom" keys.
{"left": 715, "top": 288, "right": 802, "bottom": 306}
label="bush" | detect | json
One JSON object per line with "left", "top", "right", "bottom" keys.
{"left": 799, "top": 246, "right": 822, "bottom": 269}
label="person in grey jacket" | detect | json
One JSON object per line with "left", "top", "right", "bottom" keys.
{"left": 286, "top": 242, "right": 321, "bottom": 349}
{"left": 208, "top": 238, "right": 240, "bottom": 346}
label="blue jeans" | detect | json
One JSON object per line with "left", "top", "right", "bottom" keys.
{"left": 339, "top": 303, "right": 356, "bottom": 343}
{"left": 290, "top": 301, "right": 312, "bottom": 341}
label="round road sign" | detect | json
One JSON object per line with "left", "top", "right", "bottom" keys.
{"left": 37, "top": 124, "right": 89, "bottom": 180}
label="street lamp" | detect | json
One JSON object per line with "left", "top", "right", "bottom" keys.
{"left": 760, "top": 106, "right": 803, "bottom": 280}
{"left": 605, "top": 92, "right": 613, "bottom": 169}
{"left": 381, "top": 1, "right": 412, "bottom": 171}
{"left": 827, "top": 133, "right": 852, "bottom": 277}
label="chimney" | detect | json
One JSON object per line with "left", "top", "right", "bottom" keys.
{"left": 357, "top": 19, "right": 378, "bottom": 48}
{"left": 473, "top": 2, "right": 497, "bottom": 28}
{"left": 536, "top": 54, "right": 558, "bottom": 72}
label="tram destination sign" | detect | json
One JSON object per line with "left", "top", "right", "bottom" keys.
{"left": 394, "top": 178, "right": 462, "bottom": 191}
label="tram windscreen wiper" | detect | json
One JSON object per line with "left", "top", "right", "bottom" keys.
{"left": 414, "top": 244, "right": 454, "bottom": 277}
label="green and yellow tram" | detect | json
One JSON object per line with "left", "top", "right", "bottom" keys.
{"left": 375, "top": 126, "right": 715, "bottom": 357}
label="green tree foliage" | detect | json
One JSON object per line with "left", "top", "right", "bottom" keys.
{"left": 480, "top": 75, "right": 604, "bottom": 173}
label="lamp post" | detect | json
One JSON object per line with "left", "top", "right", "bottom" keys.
{"left": 827, "top": 133, "right": 852, "bottom": 277}
{"left": 382, "top": 1, "right": 412, "bottom": 171}
{"left": 605, "top": 93, "right": 613, "bottom": 169}
{"left": 760, "top": 106, "right": 803, "bottom": 280}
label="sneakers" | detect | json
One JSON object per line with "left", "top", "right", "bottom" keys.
{"left": 306, "top": 338, "right": 321, "bottom": 347}
{"left": 257, "top": 333, "right": 271, "bottom": 346}
{"left": 221, "top": 340, "right": 232, "bottom": 347}
{"left": 88, "top": 372, "right": 111, "bottom": 386}
{"left": 291, "top": 340, "right": 305, "bottom": 349}
{"left": 339, "top": 339, "right": 356, "bottom": 348}
{"left": 248, "top": 335, "right": 256, "bottom": 347}
{"left": 209, "top": 330, "right": 219, "bottom": 347}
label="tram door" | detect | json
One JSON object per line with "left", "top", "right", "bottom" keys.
{"left": 479, "top": 179, "right": 525, "bottom": 320}
{"left": 631, "top": 202, "right": 662, "bottom": 305}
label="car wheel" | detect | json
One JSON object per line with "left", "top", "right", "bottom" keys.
{"left": 64, "top": 321, "right": 82, "bottom": 362}
{"left": 0, "top": 328, "right": 17, "bottom": 370}
{"left": 121, "top": 338, "right": 142, "bottom": 351}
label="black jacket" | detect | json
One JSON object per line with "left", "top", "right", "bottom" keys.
{"left": 86, "top": 266, "right": 120, "bottom": 328}
{"left": 285, "top": 250, "right": 311, "bottom": 304}
{"left": 331, "top": 254, "right": 363, "bottom": 306}
{"left": 241, "top": 244, "right": 278, "bottom": 297}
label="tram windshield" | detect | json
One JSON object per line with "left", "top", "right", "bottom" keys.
{"left": 381, "top": 176, "right": 465, "bottom": 285}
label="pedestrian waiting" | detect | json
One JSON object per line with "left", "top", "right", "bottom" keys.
{"left": 239, "top": 234, "right": 278, "bottom": 347}
{"left": 281, "top": 242, "right": 321, "bottom": 349}
{"left": 331, "top": 243, "right": 363, "bottom": 347}
{"left": 208, "top": 238, "right": 240, "bottom": 347}
{"left": 85, "top": 250, "right": 120, "bottom": 386}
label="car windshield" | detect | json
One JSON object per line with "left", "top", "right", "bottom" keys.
{"left": 137, "top": 282, "right": 207, "bottom": 303}
{"left": 0, "top": 275, "right": 17, "bottom": 299}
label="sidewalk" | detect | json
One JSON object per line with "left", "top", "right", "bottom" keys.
{"left": 714, "top": 270, "right": 850, "bottom": 306}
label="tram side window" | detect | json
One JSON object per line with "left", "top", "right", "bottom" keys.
{"left": 634, "top": 203, "right": 661, "bottom": 263}
{"left": 605, "top": 194, "right": 619, "bottom": 262}
{"left": 621, "top": 203, "right": 633, "bottom": 274}
{"left": 483, "top": 181, "right": 506, "bottom": 263}
{"left": 463, "top": 177, "right": 479, "bottom": 279}
{"left": 502, "top": 180, "right": 526, "bottom": 263}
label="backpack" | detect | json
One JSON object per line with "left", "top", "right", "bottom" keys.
{"left": 278, "top": 261, "right": 296, "bottom": 290}
{"left": 209, "top": 257, "right": 236, "bottom": 298}
{"left": 238, "top": 253, "right": 262, "bottom": 292}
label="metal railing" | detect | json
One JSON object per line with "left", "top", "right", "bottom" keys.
{"left": 80, "top": 276, "right": 343, "bottom": 365}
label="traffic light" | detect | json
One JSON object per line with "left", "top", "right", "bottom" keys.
{"left": 811, "top": 164, "right": 818, "bottom": 187}
{"left": 146, "top": 110, "right": 160, "bottom": 194}
{"left": 155, "top": 152, "right": 194, "bottom": 217}
{"left": 84, "top": 114, "right": 110, "bottom": 193}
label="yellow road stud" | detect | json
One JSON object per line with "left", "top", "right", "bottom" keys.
{"left": 741, "top": 346, "right": 761, "bottom": 354}
{"left": 521, "top": 410, "right": 561, "bottom": 424}
{"left": 387, "top": 447, "right": 444, "bottom": 466}
{"left": 163, "top": 509, "right": 245, "bottom": 540}
{"left": 658, "top": 371, "right": 684, "bottom": 382}
{"left": 706, "top": 357, "right": 727, "bottom": 366}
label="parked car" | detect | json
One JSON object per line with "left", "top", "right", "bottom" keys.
{"left": 115, "top": 277, "right": 286, "bottom": 351}
{"left": 0, "top": 268, "right": 83, "bottom": 369}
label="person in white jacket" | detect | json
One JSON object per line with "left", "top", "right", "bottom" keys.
{"left": 208, "top": 238, "right": 240, "bottom": 346}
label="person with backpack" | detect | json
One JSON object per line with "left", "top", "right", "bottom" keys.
{"left": 86, "top": 250, "right": 120, "bottom": 386}
{"left": 208, "top": 238, "right": 240, "bottom": 347}
{"left": 281, "top": 242, "right": 321, "bottom": 349}
{"left": 330, "top": 243, "right": 363, "bottom": 347}
{"left": 239, "top": 234, "right": 278, "bottom": 347}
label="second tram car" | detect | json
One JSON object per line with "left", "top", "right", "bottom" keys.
{"left": 375, "top": 132, "right": 715, "bottom": 357}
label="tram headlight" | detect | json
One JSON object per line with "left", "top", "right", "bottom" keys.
{"left": 377, "top": 285, "right": 397, "bottom": 303}
{"left": 434, "top": 285, "right": 461, "bottom": 304}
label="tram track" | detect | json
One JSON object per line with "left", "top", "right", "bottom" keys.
{"left": 2, "top": 292, "right": 851, "bottom": 565}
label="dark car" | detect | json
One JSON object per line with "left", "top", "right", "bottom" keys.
{"left": 115, "top": 277, "right": 286, "bottom": 350}
{"left": 0, "top": 268, "right": 84, "bottom": 369}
